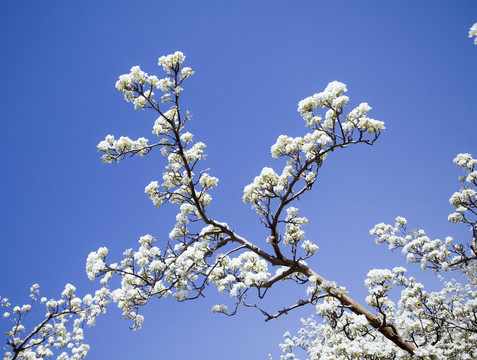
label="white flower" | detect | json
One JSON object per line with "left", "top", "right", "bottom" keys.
{"left": 211, "top": 304, "right": 228, "bottom": 314}
{"left": 61, "top": 284, "right": 76, "bottom": 298}
{"left": 158, "top": 51, "right": 186, "bottom": 72}
{"left": 301, "top": 240, "right": 319, "bottom": 255}
{"left": 469, "top": 23, "right": 477, "bottom": 44}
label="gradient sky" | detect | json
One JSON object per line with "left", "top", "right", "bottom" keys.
{"left": 1, "top": 1, "right": 476, "bottom": 359}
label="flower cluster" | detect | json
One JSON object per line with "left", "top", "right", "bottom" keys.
{"left": 86, "top": 247, "right": 108, "bottom": 281}
{"left": 152, "top": 108, "right": 178, "bottom": 136}
{"left": 158, "top": 51, "right": 187, "bottom": 73}
{"left": 297, "top": 81, "right": 384, "bottom": 135}
{"left": 97, "top": 135, "right": 151, "bottom": 163}
{"left": 144, "top": 140, "right": 215, "bottom": 213}
{"left": 364, "top": 268, "right": 404, "bottom": 319}
{"left": 280, "top": 309, "right": 400, "bottom": 360}
{"left": 469, "top": 23, "right": 477, "bottom": 45}
{"left": 448, "top": 153, "right": 477, "bottom": 224}
{"left": 114, "top": 52, "right": 191, "bottom": 110}
{"left": 115, "top": 65, "right": 157, "bottom": 109}
{"left": 2, "top": 284, "right": 108, "bottom": 360}
{"left": 98, "top": 52, "right": 194, "bottom": 164}
{"left": 370, "top": 155, "right": 477, "bottom": 273}
{"left": 242, "top": 167, "right": 293, "bottom": 206}
{"left": 84, "top": 231, "right": 276, "bottom": 327}
{"left": 283, "top": 207, "right": 308, "bottom": 244}
{"left": 209, "top": 251, "right": 270, "bottom": 297}
{"left": 370, "top": 218, "right": 470, "bottom": 272}
{"left": 85, "top": 236, "right": 167, "bottom": 329}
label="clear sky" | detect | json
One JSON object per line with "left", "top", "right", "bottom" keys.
{"left": 1, "top": 1, "right": 476, "bottom": 359}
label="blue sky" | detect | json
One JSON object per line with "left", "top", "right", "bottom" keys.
{"left": 1, "top": 1, "right": 476, "bottom": 359}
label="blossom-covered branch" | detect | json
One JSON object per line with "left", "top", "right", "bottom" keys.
{"left": 2, "top": 284, "right": 108, "bottom": 360}
{"left": 91, "top": 52, "right": 417, "bottom": 355}
{"left": 279, "top": 158, "right": 477, "bottom": 359}
{"left": 371, "top": 154, "right": 477, "bottom": 272}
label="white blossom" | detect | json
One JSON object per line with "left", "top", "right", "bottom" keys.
{"left": 469, "top": 23, "right": 477, "bottom": 45}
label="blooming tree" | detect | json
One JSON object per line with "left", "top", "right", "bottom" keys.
{"left": 2, "top": 24, "right": 476, "bottom": 360}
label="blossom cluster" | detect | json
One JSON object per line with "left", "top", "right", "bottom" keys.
{"left": 84, "top": 230, "right": 276, "bottom": 328}
{"left": 448, "top": 153, "right": 477, "bottom": 224}
{"left": 370, "top": 219, "right": 458, "bottom": 271}
{"left": 469, "top": 23, "right": 477, "bottom": 45}
{"left": 98, "top": 51, "right": 194, "bottom": 164}
{"left": 2, "top": 284, "right": 108, "bottom": 360}
{"left": 306, "top": 279, "right": 347, "bottom": 300}
{"left": 297, "top": 81, "right": 384, "bottom": 135}
{"left": 283, "top": 207, "right": 308, "bottom": 244}
{"left": 158, "top": 51, "right": 187, "bottom": 73}
{"left": 114, "top": 52, "right": 192, "bottom": 111}
{"left": 209, "top": 251, "right": 270, "bottom": 297}
{"left": 97, "top": 135, "right": 151, "bottom": 163}
{"left": 370, "top": 155, "right": 477, "bottom": 273}
{"left": 144, "top": 140, "right": 215, "bottom": 214}
{"left": 280, "top": 308, "right": 400, "bottom": 360}
{"left": 242, "top": 167, "right": 294, "bottom": 206}
{"left": 115, "top": 65, "right": 157, "bottom": 109}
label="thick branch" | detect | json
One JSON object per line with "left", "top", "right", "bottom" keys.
{"left": 299, "top": 265, "right": 416, "bottom": 355}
